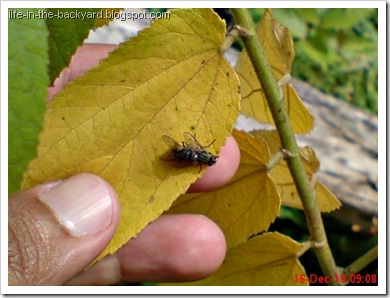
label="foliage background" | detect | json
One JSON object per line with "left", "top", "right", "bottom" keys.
{"left": 200, "top": 8, "right": 378, "bottom": 114}
{"left": 250, "top": 8, "right": 378, "bottom": 115}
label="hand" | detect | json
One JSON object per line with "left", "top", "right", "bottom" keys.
{"left": 9, "top": 44, "right": 240, "bottom": 286}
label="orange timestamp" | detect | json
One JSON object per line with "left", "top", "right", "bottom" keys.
{"left": 294, "top": 273, "right": 377, "bottom": 285}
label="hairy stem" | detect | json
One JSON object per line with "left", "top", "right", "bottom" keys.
{"left": 231, "top": 8, "right": 339, "bottom": 284}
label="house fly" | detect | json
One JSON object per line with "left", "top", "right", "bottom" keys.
{"left": 160, "top": 132, "right": 219, "bottom": 172}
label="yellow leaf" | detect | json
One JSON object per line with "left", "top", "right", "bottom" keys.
{"left": 253, "top": 130, "right": 341, "bottom": 212}
{"left": 168, "top": 129, "right": 280, "bottom": 249}
{"left": 258, "top": 9, "right": 295, "bottom": 80}
{"left": 161, "top": 232, "right": 308, "bottom": 286}
{"left": 314, "top": 181, "right": 342, "bottom": 212}
{"left": 22, "top": 8, "right": 240, "bottom": 261}
{"left": 236, "top": 9, "right": 314, "bottom": 134}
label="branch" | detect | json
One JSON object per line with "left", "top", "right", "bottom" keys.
{"left": 343, "top": 245, "right": 378, "bottom": 284}
{"left": 231, "top": 8, "right": 339, "bottom": 285}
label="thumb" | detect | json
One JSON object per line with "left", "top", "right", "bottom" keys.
{"left": 8, "top": 174, "right": 120, "bottom": 286}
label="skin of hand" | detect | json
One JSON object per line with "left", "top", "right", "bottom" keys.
{"left": 9, "top": 44, "right": 240, "bottom": 286}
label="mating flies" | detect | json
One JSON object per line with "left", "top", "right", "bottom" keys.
{"left": 160, "top": 132, "right": 219, "bottom": 172}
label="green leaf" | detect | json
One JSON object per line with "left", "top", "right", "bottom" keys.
{"left": 273, "top": 9, "right": 308, "bottom": 39}
{"left": 321, "top": 8, "right": 376, "bottom": 30}
{"left": 295, "top": 39, "right": 328, "bottom": 71}
{"left": 8, "top": 8, "right": 49, "bottom": 195}
{"left": 296, "top": 8, "right": 321, "bottom": 26}
{"left": 47, "top": 8, "right": 100, "bottom": 83}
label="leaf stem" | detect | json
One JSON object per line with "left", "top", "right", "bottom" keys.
{"left": 266, "top": 150, "right": 285, "bottom": 172}
{"left": 231, "top": 8, "right": 339, "bottom": 285}
{"left": 295, "top": 241, "right": 313, "bottom": 259}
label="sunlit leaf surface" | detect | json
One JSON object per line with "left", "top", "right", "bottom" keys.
{"left": 236, "top": 9, "right": 314, "bottom": 134}
{"left": 253, "top": 129, "right": 341, "bottom": 212}
{"left": 168, "top": 129, "right": 280, "bottom": 249}
{"left": 22, "top": 8, "right": 240, "bottom": 261}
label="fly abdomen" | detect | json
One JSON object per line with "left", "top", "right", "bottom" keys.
{"left": 162, "top": 132, "right": 219, "bottom": 172}
{"left": 173, "top": 148, "right": 198, "bottom": 162}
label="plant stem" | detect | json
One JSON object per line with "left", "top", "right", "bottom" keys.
{"left": 343, "top": 245, "right": 378, "bottom": 284}
{"left": 231, "top": 8, "right": 339, "bottom": 285}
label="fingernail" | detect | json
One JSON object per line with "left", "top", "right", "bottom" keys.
{"left": 39, "top": 174, "right": 114, "bottom": 236}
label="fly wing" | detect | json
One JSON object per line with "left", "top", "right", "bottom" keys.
{"left": 160, "top": 135, "right": 179, "bottom": 161}
{"left": 183, "top": 132, "right": 203, "bottom": 150}
{"left": 159, "top": 150, "right": 176, "bottom": 161}
{"left": 162, "top": 135, "right": 180, "bottom": 147}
